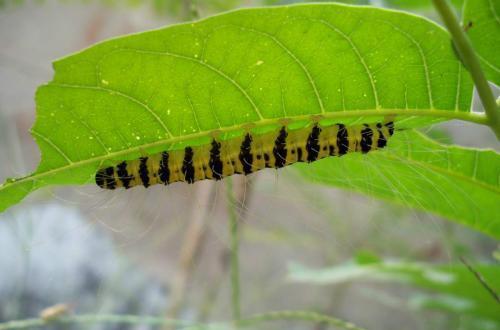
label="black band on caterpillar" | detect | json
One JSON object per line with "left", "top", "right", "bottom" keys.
{"left": 158, "top": 151, "right": 170, "bottom": 184}
{"left": 182, "top": 147, "right": 195, "bottom": 184}
{"left": 139, "top": 157, "right": 150, "bottom": 187}
{"left": 273, "top": 127, "right": 288, "bottom": 168}
{"left": 209, "top": 139, "right": 223, "bottom": 180}
{"left": 95, "top": 121, "right": 395, "bottom": 190}
{"left": 239, "top": 133, "right": 253, "bottom": 175}
{"left": 360, "top": 124, "right": 373, "bottom": 154}
{"left": 117, "top": 161, "right": 134, "bottom": 188}
{"left": 306, "top": 124, "right": 321, "bottom": 162}
{"left": 336, "top": 123, "right": 349, "bottom": 156}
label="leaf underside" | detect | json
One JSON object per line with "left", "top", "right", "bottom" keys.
{"left": 296, "top": 130, "right": 500, "bottom": 238}
{"left": 0, "top": 3, "right": 475, "bottom": 213}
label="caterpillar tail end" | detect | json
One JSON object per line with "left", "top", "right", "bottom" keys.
{"left": 95, "top": 167, "right": 116, "bottom": 190}
{"left": 95, "top": 169, "right": 106, "bottom": 189}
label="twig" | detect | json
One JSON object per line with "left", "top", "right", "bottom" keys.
{"left": 226, "top": 178, "right": 241, "bottom": 323}
{"left": 432, "top": 0, "right": 500, "bottom": 139}
{"left": 0, "top": 314, "right": 195, "bottom": 330}
{"left": 459, "top": 256, "right": 500, "bottom": 304}
{"left": 197, "top": 175, "right": 255, "bottom": 323}
{"left": 164, "top": 182, "right": 215, "bottom": 328}
{"left": 238, "top": 310, "right": 367, "bottom": 330}
{"left": 182, "top": 0, "right": 199, "bottom": 21}
{"left": 0, "top": 310, "right": 365, "bottom": 330}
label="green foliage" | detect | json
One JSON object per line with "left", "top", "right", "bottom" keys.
{"left": 494, "top": 246, "right": 500, "bottom": 261}
{"left": 263, "top": 0, "right": 464, "bottom": 10}
{"left": 288, "top": 259, "right": 500, "bottom": 329}
{"left": 0, "top": 3, "right": 478, "bottom": 213}
{"left": 0, "top": 3, "right": 498, "bottom": 329}
{"left": 297, "top": 130, "right": 500, "bottom": 238}
{"left": 0, "top": 311, "right": 367, "bottom": 330}
{"left": 463, "top": 0, "right": 500, "bottom": 86}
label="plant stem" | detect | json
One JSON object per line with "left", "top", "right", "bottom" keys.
{"left": 198, "top": 176, "right": 255, "bottom": 323}
{"left": 226, "top": 178, "right": 241, "bottom": 323}
{"left": 182, "top": 0, "right": 199, "bottom": 21}
{"left": 164, "top": 182, "right": 214, "bottom": 329}
{"left": 238, "top": 311, "right": 366, "bottom": 330}
{"left": 0, "top": 310, "right": 364, "bottom": 330}
{"left": 459, "top": 256, "right": 500, "bottom": 303}
{"left": 0, "top": 314, "right": 194, "bottom": 330}
{"left": 432, "top": 0, "right": 500, "bottom": 139}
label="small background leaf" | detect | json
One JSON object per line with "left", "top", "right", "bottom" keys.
{"left": 288, "top": 259, "right": 500, "bottom": 328}
{"left": 463, "top": 0, "right": 500, "bottom": 85}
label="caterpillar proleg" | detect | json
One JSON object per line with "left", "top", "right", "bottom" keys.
{"left": 96, "top": 121, "right": 394, "bottom": 190}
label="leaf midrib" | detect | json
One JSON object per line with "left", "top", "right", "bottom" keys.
{"left": 1, "top": 108, "right": 488, "bottom": 193}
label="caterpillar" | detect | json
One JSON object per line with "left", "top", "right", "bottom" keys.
{"left": 96, "top": 121, "right": 394, "bottom": 190}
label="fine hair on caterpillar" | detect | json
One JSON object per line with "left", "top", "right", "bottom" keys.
{"left": 96, "top": 121, "right": 395, "bottom": 190}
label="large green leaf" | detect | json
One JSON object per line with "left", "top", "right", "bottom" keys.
{"left": 463, "top": 0, "right": 500, "bottom": 86}
{"left": 288, "top": 260, "right": 500, "bottom": 328}
{"left": 296, "top": 130, "right": 500, "bottom": 238}
{"left": 0, "top": 3, "right": 479, "bottom": 213}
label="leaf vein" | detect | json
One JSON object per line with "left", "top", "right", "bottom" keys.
{"left": 229, "top": 24, "right": 326, "bottom": 114}
{"left": 309, "top": 18, "right": 380, "bottom": 109}
{"left": 31, "top": 130, "right": 73, "bottom": 165}
{"left": 121, "top": 48, "right": 265, "bottom": 120}
{"left": 380, "top": 20, "right": 434, "bottom": 109}
{"left": 51, "top": 83, "right": 173, "bottom": 137}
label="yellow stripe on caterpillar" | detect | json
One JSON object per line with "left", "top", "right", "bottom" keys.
{"left": 95, "top": 121, "right": 394, "bottom": 190}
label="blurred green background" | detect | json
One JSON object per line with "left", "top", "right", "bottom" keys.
{"left": 0, "top": 1, "right": 498, "bottom": 329}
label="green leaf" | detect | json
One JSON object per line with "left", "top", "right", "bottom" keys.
{"left": 288, "top": 260, "right": 500, "bottom": 327}
{"left": 0, "top": 3, "right": 478, "bottom": 213}
{"left": 494, "top": 246, "right": 500, "bottom": 261}
{"left": 264, "top": 0, "right": 370, "bottom": 6}
{"left": 463, "top": 0, "right": 500, "bottom": 85}
{"left": 263, "top": 0, "right": 466, "bottom": 10}
{"left": 296, "top": 130, "right": 500, "bottom": 238}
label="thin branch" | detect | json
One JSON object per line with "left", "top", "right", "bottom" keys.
{"left": 459, "top": 256, "right": 500, "bottom": 304}
{"left": 182, "top": 0, "right": 199, "bottom": 21}
{"left": 238, "top": 311, "right": 367, "bottom": 330}
{"left": 432, "top": 0, "right": 500, "bottom": 139}
{"left": 0, "top": 311, "right": 365, "bottom": 330}
{"left": 164, "top": 182, "right": 215, "bottom": 329}
{"left": 226, "top": 178, "right": 241, "bottom": 322}
{"left": 0, "top": 314, "right": 196, "bottom": 330}
{"left": 197, "top": 175, "right": 256, "bottom": 323}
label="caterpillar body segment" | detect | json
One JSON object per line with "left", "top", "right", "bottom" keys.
{"left": 96, "top": 122, "right": 394, "bottom": 190}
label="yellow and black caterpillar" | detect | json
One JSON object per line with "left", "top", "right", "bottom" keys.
{"left": 96, "top": 121, "right": 394, "bottom": 190}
